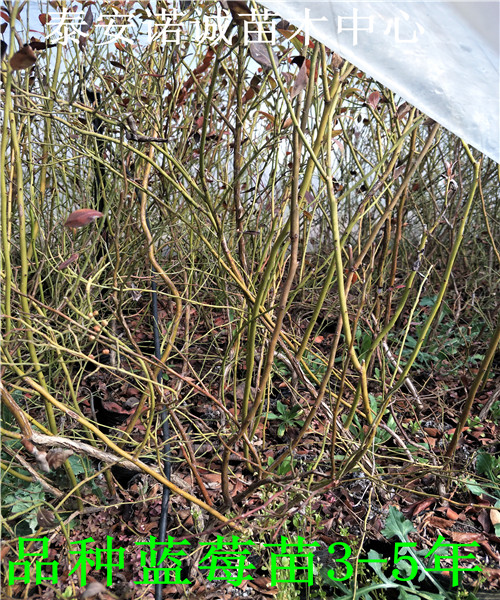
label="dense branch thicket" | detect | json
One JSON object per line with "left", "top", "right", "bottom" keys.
{"left": 2, "top": 2, "right": 499, "bottom": 598}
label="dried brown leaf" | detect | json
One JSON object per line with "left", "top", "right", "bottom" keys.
{"left": 291, "top": 60, "right": 308, "bottom": 99}
{"left": 397, "top": 102, "right": 411, "bottom": 120}
{"left": 10, "top": 45, "right": 36, "bottom": 71}
{"left": 46, "top": 449, "right": 74, "bottom": 470}
{"left": 32, "top": 447, "right": 50, "bottom": 472}
{"left": 37, "top": 508, "right": 57, "bottom": 528}
{"left": 64, "top": 209, "right": 103, "bottom": 228}
{"left": 427, "top": 515, "right": 453, "bottom": 530}
{"left": 450, "top": 531, "right": 485, "bottom": 544}
{"left": 81, "top": 581, "right": 106, "bottom": 599}
{"left": 57, "top": 253, "right": 79, "bottom": 270}
{"left": 79, "top": 7, "right": 93, "bottom": 51}
{"left": 249, "top": 41, "right": 274, "bottom": 69}
{"left": 490, "top": 508, "right": 500, "bottom": 526}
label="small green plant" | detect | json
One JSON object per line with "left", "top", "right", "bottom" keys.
{"left": 467, "top": 415, "right": 482, "bottom": 428}
{"left": 475, "top": 449, "right": 500, "bottom": 490}
{"left": 303, "top": 349, "right": 328, "bottom": 379}
{"left": 267, "top": 400, "right": 305, "bottom": 437}
{"left": 354, "top": 326, "right": 374, "bottom": 362}
{"left": 2, "top": 482, "right": 45, "bottom": 535}
{"left": 391, "top": 297, "right": 485, "bottom": 374}
{"left": 490, "top": 400, "right": 500, "bottom": 423}
{"left": 369, "top": 507, "right": 460, "bottom": 599}
{"left": 267, "top": 455, "right": 297, "bottom": 475}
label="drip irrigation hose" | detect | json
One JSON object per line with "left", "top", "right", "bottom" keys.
{"left": 83, "top": 86, "right": 171, "bottom": 596}
{"left": 147, "top": 217, "right": 171, "bottom": 600}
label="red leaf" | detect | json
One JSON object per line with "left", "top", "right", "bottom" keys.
{"left": 57, "top": 253, "right": 79, "bottom": 270}
{"left": 64, "top": 209, "right": 103, "bottom": 228}
{"left": 221, "top": 0, "right": 257, "bottom": 24}
{"left": 397, "top": 102, "right": 411, "bottom": 120}
{"left": 39, "top": 13, "right": 51, "bottom": 25}
{"left": 277, "top": 28, "right": 315, "bottom": 50}
{"left": 242, "top": 87, "right": 256, "bottom": 104}
{"left": 242, "top": 74, "right": 260, "bottom": 104}
{"left": 367, "top": 91, "right": 381, "bottom": 109}
{"left": 445, "top": 508, "right": 460, "bottom": 521}
{"left": 411, "top": 497, "right": 435, "bottom": 516}
{"left": 176, "top": 49, "right": 215, "bottom": 106}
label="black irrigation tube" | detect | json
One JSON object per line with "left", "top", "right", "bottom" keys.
{"left": 86, "top": 88, "right": 171, "bottom": 596}
{"left": 147, "top": 218, "right": 172, "bottom": 600}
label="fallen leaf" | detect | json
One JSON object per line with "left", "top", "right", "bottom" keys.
{"left": 248, "top": 576, "right": 279, "bottom": 596}
{"left": 411, "top": 497, "right": 435, "bottom": 517}
{"left": 81, "top": 582, "right": 106, "bottom": 599}
{"left": 450, "top": 531, "right": 485, "bottom": 544}
{"left": 423, "top": 427, "right": 439, "bottom": 437}
{"left": 427, "top": 515, "right": 454, "bottom": 530}
{"left": 446, "top": 508, "right": 460, "bottom": 521}
{"left": 489, "top": 508, "right": 500, "bottom": 525}
{"left": 423, "top": 436, "right": 437, "bottom": 448}
{"left": 478, "top": 508, "right": 491, "bottom": 532}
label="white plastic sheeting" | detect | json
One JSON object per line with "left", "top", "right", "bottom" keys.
{"left": 259, "top": 0, "right": 500, "bottom": 163}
